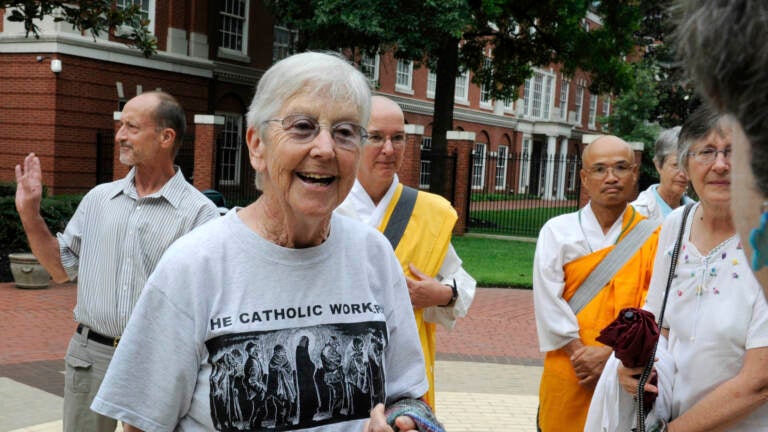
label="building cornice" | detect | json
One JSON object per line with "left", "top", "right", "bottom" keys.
{"left": 1, "top": 33, "right": 215, "bottom": 77}
{"left": 381, "top": 93, "right": 518, "bottom": 130}
{"left": 213, "top": 61, "right": 264, "bottom": 86}
{"left": 517, "top": 118, "right": 576, "bottom": 138}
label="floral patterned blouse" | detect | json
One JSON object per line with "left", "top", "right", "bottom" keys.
{"left": 645, "top": 203, "right": 768, "bottom": 430}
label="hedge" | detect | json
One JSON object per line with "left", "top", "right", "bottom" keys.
{"left": 0, "top": 183, "right": 82, "bottom": 282}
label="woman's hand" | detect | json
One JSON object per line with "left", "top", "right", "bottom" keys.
{"left": 617, "top": 363, "right": 658, "bottom": 397}
{"left": 363, "top": 403, "right": 417, "bottom": 432}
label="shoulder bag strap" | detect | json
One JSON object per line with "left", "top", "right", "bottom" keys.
{"left": 636, "top": 202, "right": 695, "bottom": 432}
{"left": 382, "top": 185, "right": 418, "bottom": 250}
{"left": 568, "top": 217, "right": 661, "bottom": 315}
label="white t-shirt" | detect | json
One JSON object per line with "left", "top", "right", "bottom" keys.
{"left": 92, "top": 210, "right": 427, "bottom": 432}
{"left": 645, "top": 203, "right": 768, "bottom": 430}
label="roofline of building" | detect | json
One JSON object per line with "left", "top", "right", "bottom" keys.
{"left": 1, "top": 33, "right": 216, "bottom": 78}
{"left": 381, "top": 93, "right": 520, "bottom": 129}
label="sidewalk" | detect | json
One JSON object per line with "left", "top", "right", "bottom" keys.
{"left": 0, "top": 283, "right": 543, "bottom": 432}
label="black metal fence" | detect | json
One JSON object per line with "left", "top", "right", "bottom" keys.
{"left": 419, "top": 149, "right": 458, "bottom": 205}
{"left": 467, "top": 152, "right": 581, "bottom": 237}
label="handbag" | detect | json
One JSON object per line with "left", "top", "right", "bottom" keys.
{"left": 635, "top": 203, "right": 695, "bottom": 432}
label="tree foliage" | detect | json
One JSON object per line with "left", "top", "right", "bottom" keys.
{"left": 632, "top": 0, "right": 700, "bottom": 126}
{"left": 265, "top": 0, "right": 648, "bottom": 196}
{"left": 600, "top": 60, "right": 661, "bottom": 187}
{"left": 3, "top": 0, "right": 157, "bottom": 57}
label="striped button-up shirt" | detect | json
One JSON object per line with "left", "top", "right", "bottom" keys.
{"left": 58, "top": 167, "right": 219, "bottom": 337}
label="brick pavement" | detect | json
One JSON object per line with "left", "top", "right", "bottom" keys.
{"left": 0, "top": 283, "right": 76, "bottom": 365}
{"left": 436, "top": 288, "right": 543, "bottom": 365}
{"left": 0, "top": 282, "right": 544, "bottom": 431}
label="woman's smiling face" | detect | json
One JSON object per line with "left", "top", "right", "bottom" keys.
{"left": 247, "top": 91, "right": 362, "bottom": 221}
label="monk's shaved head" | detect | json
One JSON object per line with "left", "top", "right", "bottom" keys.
{"left": 582, "top": 135, "right": 634, "bottom": 166}
{"left": 371, "top": 95, "right": 404, "bottom": 118}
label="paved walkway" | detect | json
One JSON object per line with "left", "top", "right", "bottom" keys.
{"left": 0, "top": 282, "right": 543, "bottom": 432}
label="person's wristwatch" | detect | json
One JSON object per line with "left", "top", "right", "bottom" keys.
{"left": 441, "top": 278, "right": 458, "bottom": 307}
{"left": 648, "top": 419, "right": 668, "bottom": 432}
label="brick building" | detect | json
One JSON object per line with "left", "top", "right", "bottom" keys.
{"left": 0, "top": 2, "right": 614, "bottom": 232}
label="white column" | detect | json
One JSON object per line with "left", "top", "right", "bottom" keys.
{"left": 543, "top": 135, "right": 557, "bottom": 199}
{"left": 518, "top": 134, "right": 532, "bottom": 194}
{"left": 556, "top": 137, "right": 569, "bottom": 199}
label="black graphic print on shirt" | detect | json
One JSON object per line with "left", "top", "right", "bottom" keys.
{"left": 206, "top": 321, "right": 388, "bottom": 431}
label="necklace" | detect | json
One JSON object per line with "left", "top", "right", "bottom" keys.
{"left": 578, "top": 206, "right": 636, "bottom": 253}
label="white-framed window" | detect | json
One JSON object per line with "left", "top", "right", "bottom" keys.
{"left": 503, "top": 97, "right": 514, "bottom": 113}
{"left": 419, "top": 136, "right": 432, "bottom": 188}
{"left": 559, "top": 77, "right": 570, "bottom": 121}
{"left": 218, "top": 0, "right": 248, "bottom": 55}
{"left": 360, "top": 52, "right": 380, "bottom": 86}
{"left": 542, "top": 74, "right": 553, "bottom": 119}
{"left": 426, "top": 70, "right": 437, "bottom": 99}
{"left": 521, "top": 70, "right": 555, "bottom": 120}
{"left": 602, "top": 96, "right": 611, "bottom": 116}
{"left": 588, "top": 94, "right": 598, "bottom": 128}
{"left": 116, "top": 0, "right": 155, "bottom": 35}
{"left": 495, "top": 145, "right": 508, "bottom": 190}
{"left": 480, "top": 57, "right": 493, "bottom": 107}
{"left": 575, "top": 84, "right": 584, "bottom": 125}
{"left": 217, "top": 113, "right": 244, "bottom": 185}
{"left": 532, "top": 75, "right": 543, "bottom": 117}
{"left": 455, "top": 69, "right": 470, "bottom": 103}
{"left": 272, "top": 25, "right": 295, "bottom": 62}
{"left": 522, "top": 79, "right": 531, "bottom": 115}
{"left": 396, "top": 59, "right": 414, "bottom": 94}
{"left": 472, "top": 143, "right": 486, "bottom": 189}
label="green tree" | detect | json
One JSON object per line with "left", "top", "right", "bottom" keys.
{"left": 600, "top": 60, "right": 661, "bottom": 187}
{"left": 2, "top": 0, "right": 156, "bottom": 57}
{"left": 633, "top": 0, "right": 700, "bottom": 126}
{"left": 265, "top": 0, "right": 647, "bottom": 197}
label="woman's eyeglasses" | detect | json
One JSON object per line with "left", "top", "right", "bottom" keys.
{"left": 687, "top": 148, "right": 732, "bottom": 165}
{"left": 264, "top": 114, "right": 367, "bottom": 149}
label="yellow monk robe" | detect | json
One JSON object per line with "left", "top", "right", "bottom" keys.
{"left": 377, "top": 183, "right": 457, "bottom": 408}
{"left": 537, "top": 207, "right": 659, "bottom": 432}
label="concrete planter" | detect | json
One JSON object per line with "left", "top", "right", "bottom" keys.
{"left": 8, "top": 253, "right": 50, "bottom": 289}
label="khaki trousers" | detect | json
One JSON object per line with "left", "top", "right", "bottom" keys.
{"left": 63, "top": 328, "right": 118, "bottom": 432}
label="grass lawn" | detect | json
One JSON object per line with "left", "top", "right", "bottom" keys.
{"left": 452, "top": 235, "right": 536, "bottom": 288}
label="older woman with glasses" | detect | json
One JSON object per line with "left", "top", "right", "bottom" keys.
{"left": 632, "top": 127, "right": 695, "bottom": 222}
{"left": 90, "top": 52, "right": 440, "bottom": 432}
{"left": 676, "top": 0, "right": 768, "bottom": 300}
{"left": 588, "top": 104, "right": 768, "bottom": 431}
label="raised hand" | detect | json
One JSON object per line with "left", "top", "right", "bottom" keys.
{"left": 15, "top": 153, "right": 44, "bottom": 218}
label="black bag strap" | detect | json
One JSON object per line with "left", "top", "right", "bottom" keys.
{"left": 636, "top": 202, "right": 695, "bottom": 432}
{"left": 382, "top": 185, "right": 418, "bottom": 250}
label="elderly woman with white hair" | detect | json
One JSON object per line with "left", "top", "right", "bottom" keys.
{"left": 632, "top": 127, "right": 694, "bottom": 222}
{"left": 90, "top": 52, "right": 439, "bottom": 432}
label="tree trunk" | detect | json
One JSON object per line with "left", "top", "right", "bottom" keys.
{"left": 429, "top": 37, "right": 459, "bottom": 199}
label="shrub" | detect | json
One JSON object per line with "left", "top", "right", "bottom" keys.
{"left": 0, "top": 193, "right": 83, "bottom": 282}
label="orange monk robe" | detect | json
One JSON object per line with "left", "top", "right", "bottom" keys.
{"left": 537, "top": 210, "right": 659, "bottom": 432}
